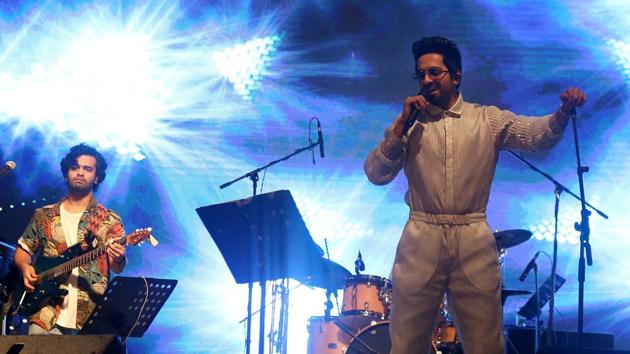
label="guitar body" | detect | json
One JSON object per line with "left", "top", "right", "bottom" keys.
{"left": 12, "top": 242, "right": 87, "bottom": 317}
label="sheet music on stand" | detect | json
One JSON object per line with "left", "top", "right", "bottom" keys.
{"left": 518, "top": 274, "right": 566, "bottom": 319}
{"left": 80, "top": 276, "right": 177, "bottom": 337}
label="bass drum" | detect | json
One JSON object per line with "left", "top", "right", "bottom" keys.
{"left": 345, "top": 321, "right": 391, "bottom": 354}
{"left": 344, "top": 320, "right": 462, "bottom": 354}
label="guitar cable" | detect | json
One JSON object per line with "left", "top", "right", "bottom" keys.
{"left": 121, "top": 276, "right": 149, "bottom": 347}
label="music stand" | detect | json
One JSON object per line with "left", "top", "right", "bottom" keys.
{"left": 196, "top": 190, "right": 327, "bottom": 353}
{"left": 518, "top": 274, "right": 566, "bottom": 320}
{"left": 80, "top": 276, "right": 177, "bottom": 337}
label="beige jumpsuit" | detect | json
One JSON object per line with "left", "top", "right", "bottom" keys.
{"left": 364, "top": 94, "right": 567, "bottom": 354}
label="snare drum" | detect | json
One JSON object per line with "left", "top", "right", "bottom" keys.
{"left": 341, "top": 274, "right": 392, "bottom": 320}
{"left": 433, "top": 321, "right": 458, "bottom": 349}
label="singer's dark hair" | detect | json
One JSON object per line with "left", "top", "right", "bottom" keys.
{"left": 60, "top": 143, "right": 108, "bottom": 191}
{"left": 412, "top": 36, "right": 462, "bottom": 86}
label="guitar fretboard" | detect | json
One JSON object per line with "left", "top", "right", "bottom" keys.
{"left": 38, "top": 238, "right": 126, "bottom": 281}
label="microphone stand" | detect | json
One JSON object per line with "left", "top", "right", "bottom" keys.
{"left": 569, "top": 110, "right": 593, "bottom": 348}
{"left": 505, "top": 148, "right": 607, "bottom": 350}
{"left": 534, "top": 261, "right": 540, "bottom": 353}
{"left": 220, "top": 137, "right": 323, "bottom": 354}
{"left": 547, "top": 186, "right": 561, "bottom": 348}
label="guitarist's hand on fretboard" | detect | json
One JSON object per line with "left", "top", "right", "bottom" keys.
{"left": 20, "top": 264, "right": 38, "bottom": 292}
{"left": 107, "top": 241, "right": 126, "bottom": 265}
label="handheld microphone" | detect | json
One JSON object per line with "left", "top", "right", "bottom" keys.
{"left": 317, "top": 120, "right": 325, "bottom": 158}
{"left": 0, "top": 161, "right": 16, "bottom": 178}
{"left": 402, "top": 88, "right": 431, "bottom": 135}
{"left": 519, "top": 251, "right": 540, "bottom": 281}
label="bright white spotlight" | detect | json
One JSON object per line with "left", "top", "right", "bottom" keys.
{"left": 0, "top": 2, "right": 193, "bottom": 162}
{"left": 608, "top": 39, "right": 630, "bottom": 80}
{"left": 212, "top": 35, "right": 281, "bottom": 100}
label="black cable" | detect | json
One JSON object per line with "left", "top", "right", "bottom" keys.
{"left": 122, "top": 276, "right": 149, "bottom": 346}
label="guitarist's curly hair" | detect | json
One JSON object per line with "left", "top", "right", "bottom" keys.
{"left": 60, "top": 143, "right": 108, "bottom": 191}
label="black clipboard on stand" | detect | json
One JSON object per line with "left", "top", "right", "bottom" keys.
{"left": 196, "top": 189, "right": 333, "bottom": 353}
{"left": 80, "top": 276, "right": 177, "bottom": 337}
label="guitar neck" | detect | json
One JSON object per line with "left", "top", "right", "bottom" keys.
{"left": 39, "top": 237, "right": 125, "bottom": 280}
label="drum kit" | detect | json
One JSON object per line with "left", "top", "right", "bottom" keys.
{"left": 306, "top": 229, "right": 534, "bottom": 354}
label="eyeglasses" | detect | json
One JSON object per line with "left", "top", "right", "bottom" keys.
{"left": 412, "top": 66, "right": 449, "bottom": 81}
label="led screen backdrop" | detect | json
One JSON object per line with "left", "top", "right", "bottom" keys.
{"left": 0, "top": 1, "right": 628, "bottom": 352}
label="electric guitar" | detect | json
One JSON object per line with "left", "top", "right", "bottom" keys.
{"left": 12, "top": 228, "right": 157, "bottom": 317}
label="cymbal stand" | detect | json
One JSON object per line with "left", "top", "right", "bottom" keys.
{"left": 324, "top": 239, "right": 341, "bottom": 315}
{"left": 269, "top": 279, "right": 289, "bottom": 354}
{"left": 324, "top": 289, "right": 334, "bottom": 319}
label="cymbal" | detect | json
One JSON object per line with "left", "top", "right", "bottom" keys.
{"left": 502, "top": 289, "right": 531, "bottom": 297}
{"left": 494, "top": 229, "right": 532, "bottom": 249}
{"left": 300, "top": 258, "right": 351, "bottom": 290}
{"left": 501, "top": 288, "right": 532, "bottom": 305}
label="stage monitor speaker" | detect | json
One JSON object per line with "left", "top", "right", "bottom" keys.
{"left": 539, "top": 347, "right": 630, "bottom": 354}
{"left": 506, "top": 326, "right": 615, "bottom": 354}
{"left": 0, "top": 335, "right": 123, "bottom": 354}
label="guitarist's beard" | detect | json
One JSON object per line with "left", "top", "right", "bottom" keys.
{"left": 67, "top": 179, "right": 94, "bottom": 197}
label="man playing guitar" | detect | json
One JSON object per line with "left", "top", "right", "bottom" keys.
{"left": 14, "top": 143, "right": 127, "bottom": 335}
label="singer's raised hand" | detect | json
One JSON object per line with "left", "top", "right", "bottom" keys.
{"left": 393, "top": 94, "right": 431, "bottom": 138}
{"left": 559, "top": 87, "right": 587, "bottom": 115}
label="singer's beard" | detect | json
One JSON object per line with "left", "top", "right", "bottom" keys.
{"left": 421, "top": 85, "right": 440, "bottom": 105}
{"left": 426, "top": 88, "right": 454, "bottom": 110}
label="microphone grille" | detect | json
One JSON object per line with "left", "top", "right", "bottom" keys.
{"left": 5, "top": 161, "right": 15, "bottom": 170}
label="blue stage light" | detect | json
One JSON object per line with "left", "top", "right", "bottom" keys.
{"left": 608, "top": 39, "right": 630, "bottom": 80}
{"left": 211, "top": 35, "right": 281, "bottom": 100}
